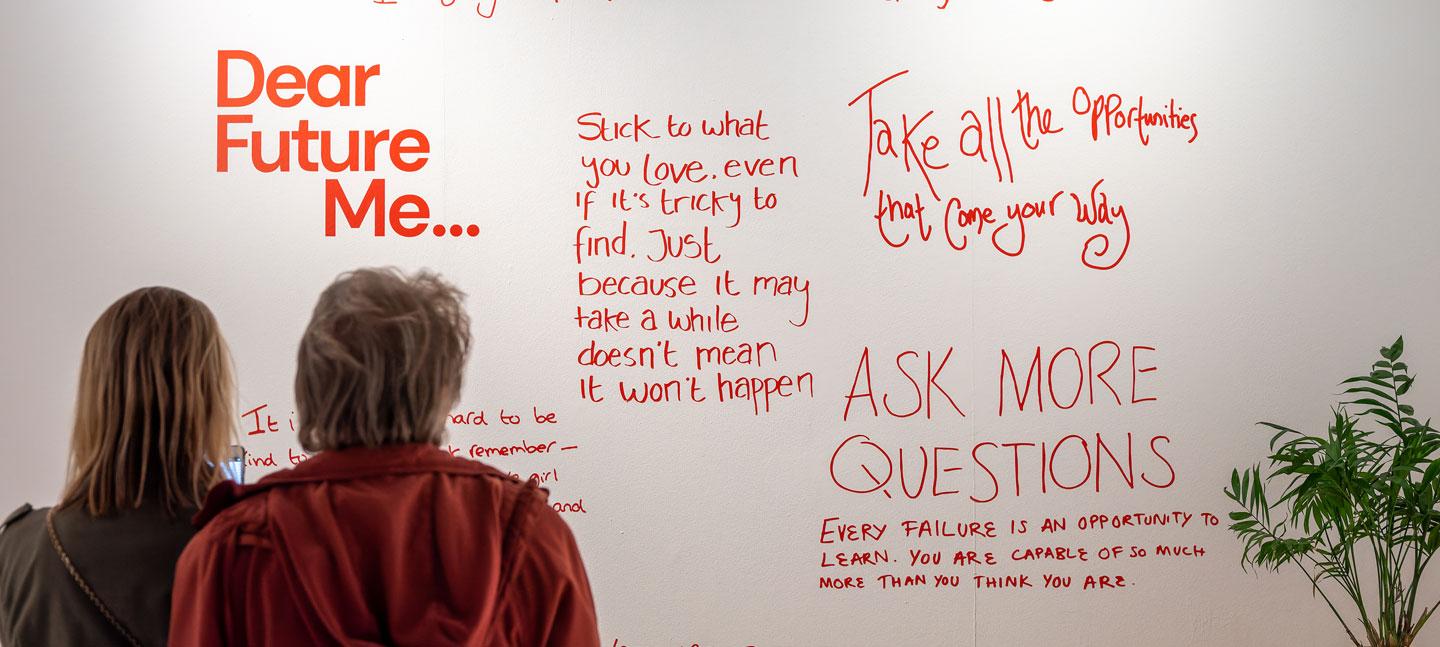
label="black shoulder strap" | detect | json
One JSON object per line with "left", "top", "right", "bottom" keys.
{"left": 1, "top": 504, "right": 32, "bottom": 533}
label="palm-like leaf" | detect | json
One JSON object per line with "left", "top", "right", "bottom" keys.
{"left": 1226, "top": 337, "right": 1438, "bottom": 647}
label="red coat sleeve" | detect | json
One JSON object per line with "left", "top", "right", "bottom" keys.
{"left": 502, "top": 497, "right": 600, "bottom": 647}
{"left": 169, "top": 518, "right": 236, "bottom": 647}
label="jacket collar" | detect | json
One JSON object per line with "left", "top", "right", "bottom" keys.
{"left": 194, "top": 443, "right": 498, "bottom": 527}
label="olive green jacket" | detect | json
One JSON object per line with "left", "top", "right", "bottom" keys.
{"left": 0, "top": 502, "right": 198, "bottom": 647}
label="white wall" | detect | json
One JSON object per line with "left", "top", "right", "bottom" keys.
{"left": 3, "top": 1, "right": 1438, "bottom": 645}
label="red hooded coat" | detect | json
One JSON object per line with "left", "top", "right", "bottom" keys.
{"left": 169, "top": 444, "right": 599, "bottom": 646}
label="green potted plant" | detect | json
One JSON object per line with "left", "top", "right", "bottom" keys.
{"left": 1226, "top": 337, "right": 1440, "bottom": 647}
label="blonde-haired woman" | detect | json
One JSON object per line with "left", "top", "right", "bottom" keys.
{"left": 0, "top": 287, "right": 236, "bottom": 647}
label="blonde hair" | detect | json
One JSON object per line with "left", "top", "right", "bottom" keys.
{"left": 60, "top": 287, "right": 235, "bottom": 516}
{"left": 295, "top": 268, "right": 470, "bottom": 452}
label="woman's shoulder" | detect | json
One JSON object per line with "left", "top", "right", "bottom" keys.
{"left": 0, "top": 504, "right": 53, "bottom": 617}
{"left": 0, "top": 504, "right": 49, "bottom": 643}
{"left": 0, "top": 504, "right": 48, "bottom": 563}
{"left": 2, "top": 502, "right": 198, "bottom": 581}
{"left": 0, "top": 502, "right": 195, "bottom": 646}
{"left": 1, "top": 504, "right": 35, "bottom": 532}
{"left": 2, "top": 501, "right": 199, "bottom": 599}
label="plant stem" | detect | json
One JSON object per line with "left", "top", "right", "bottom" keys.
{"left": 1297, "top": 556, "right": 1365, "bottom": 646}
